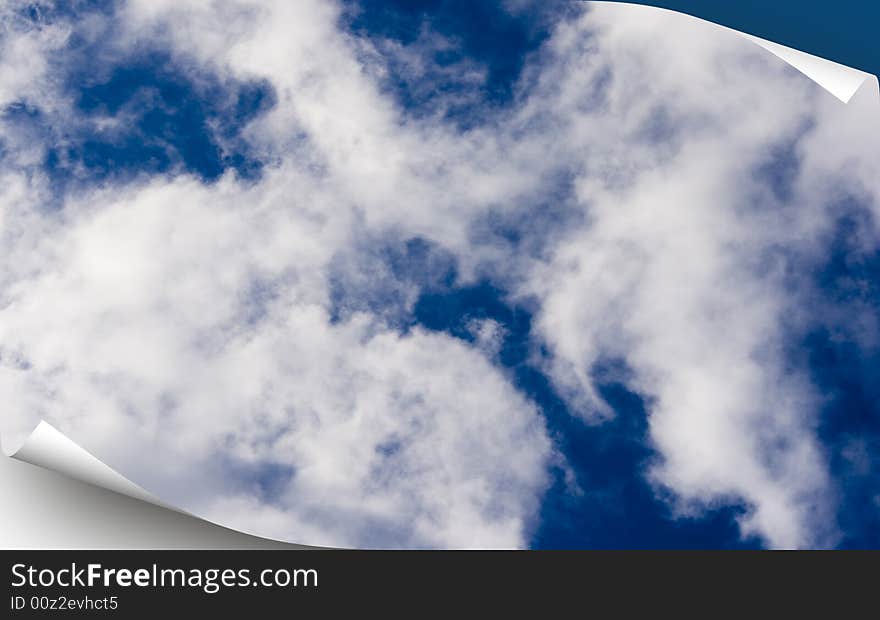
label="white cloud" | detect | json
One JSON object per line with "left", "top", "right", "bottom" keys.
{"left": 511, "top": 6, "right": 879, "bottom": 547}
{"left": 0, "top": 168, "right": 551, "bottom": 548}
{"left": 0, "top": 3, "right": 69, "bottom": 110}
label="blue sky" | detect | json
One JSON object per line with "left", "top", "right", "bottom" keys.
{"left": 1, "top": 0, "right": 878, "bottom": 548}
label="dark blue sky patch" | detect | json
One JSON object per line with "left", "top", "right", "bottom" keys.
{"left": 808, "top": 329, "right": 880, "bottom": 548}
{"left": 414, "top": 282, "right": 522, "bottom": 343}
{"left": 14, "top": 4, "right": 276, "bottom": 197}
{"left": 340, "top": 0, "right": 572, "bottom": 126}
{"left": 54, "top": 49, "right": 274, "bottom": 188}
{"left": 534, "top": 381, "right": 760, "bottom": 549}
{"left": 329, "top": 236, "right": 457, "bottom": 327}
{"left": 814, "top": 205, "right": 880, "bottom": 307}
{"left": 750, "top": 119, "right": 814, "bottom": 206}
{"left": 411, "top": 279, "right": 761, "bottom": 548}
{"left": 218, "top": 458, "right": 296, "bottom": 508}
{"left": 798, "top": 207, "right": 880, "bottom": 548}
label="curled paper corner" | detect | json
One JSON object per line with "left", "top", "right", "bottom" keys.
{"left": 589, "top": 3, "right": 873, "bottom": 104}
{"left": 5, "top": 420, "right": 173, "bottom": 511}
{"left": 740, "top": 33, "right": 872, "bottom": 104}
{"left": 0, "top": 420, "right": 314, "bottom": 549}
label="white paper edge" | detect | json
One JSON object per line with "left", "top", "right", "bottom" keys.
{"left": 738, "top": 32, "right": 871, "bottom": 103}
{"left": 1, "top": 421, "right": 316, "bottom": 549}
{"left": 4, "top": 420, "right": 177, "bottom": 511}
{"left": 591, "top": 2, "right": 874, "bottom": 103}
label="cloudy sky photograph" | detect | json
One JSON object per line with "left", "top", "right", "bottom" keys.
{"left": 1, "top": 0, "right": 878, "bottom": 549}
